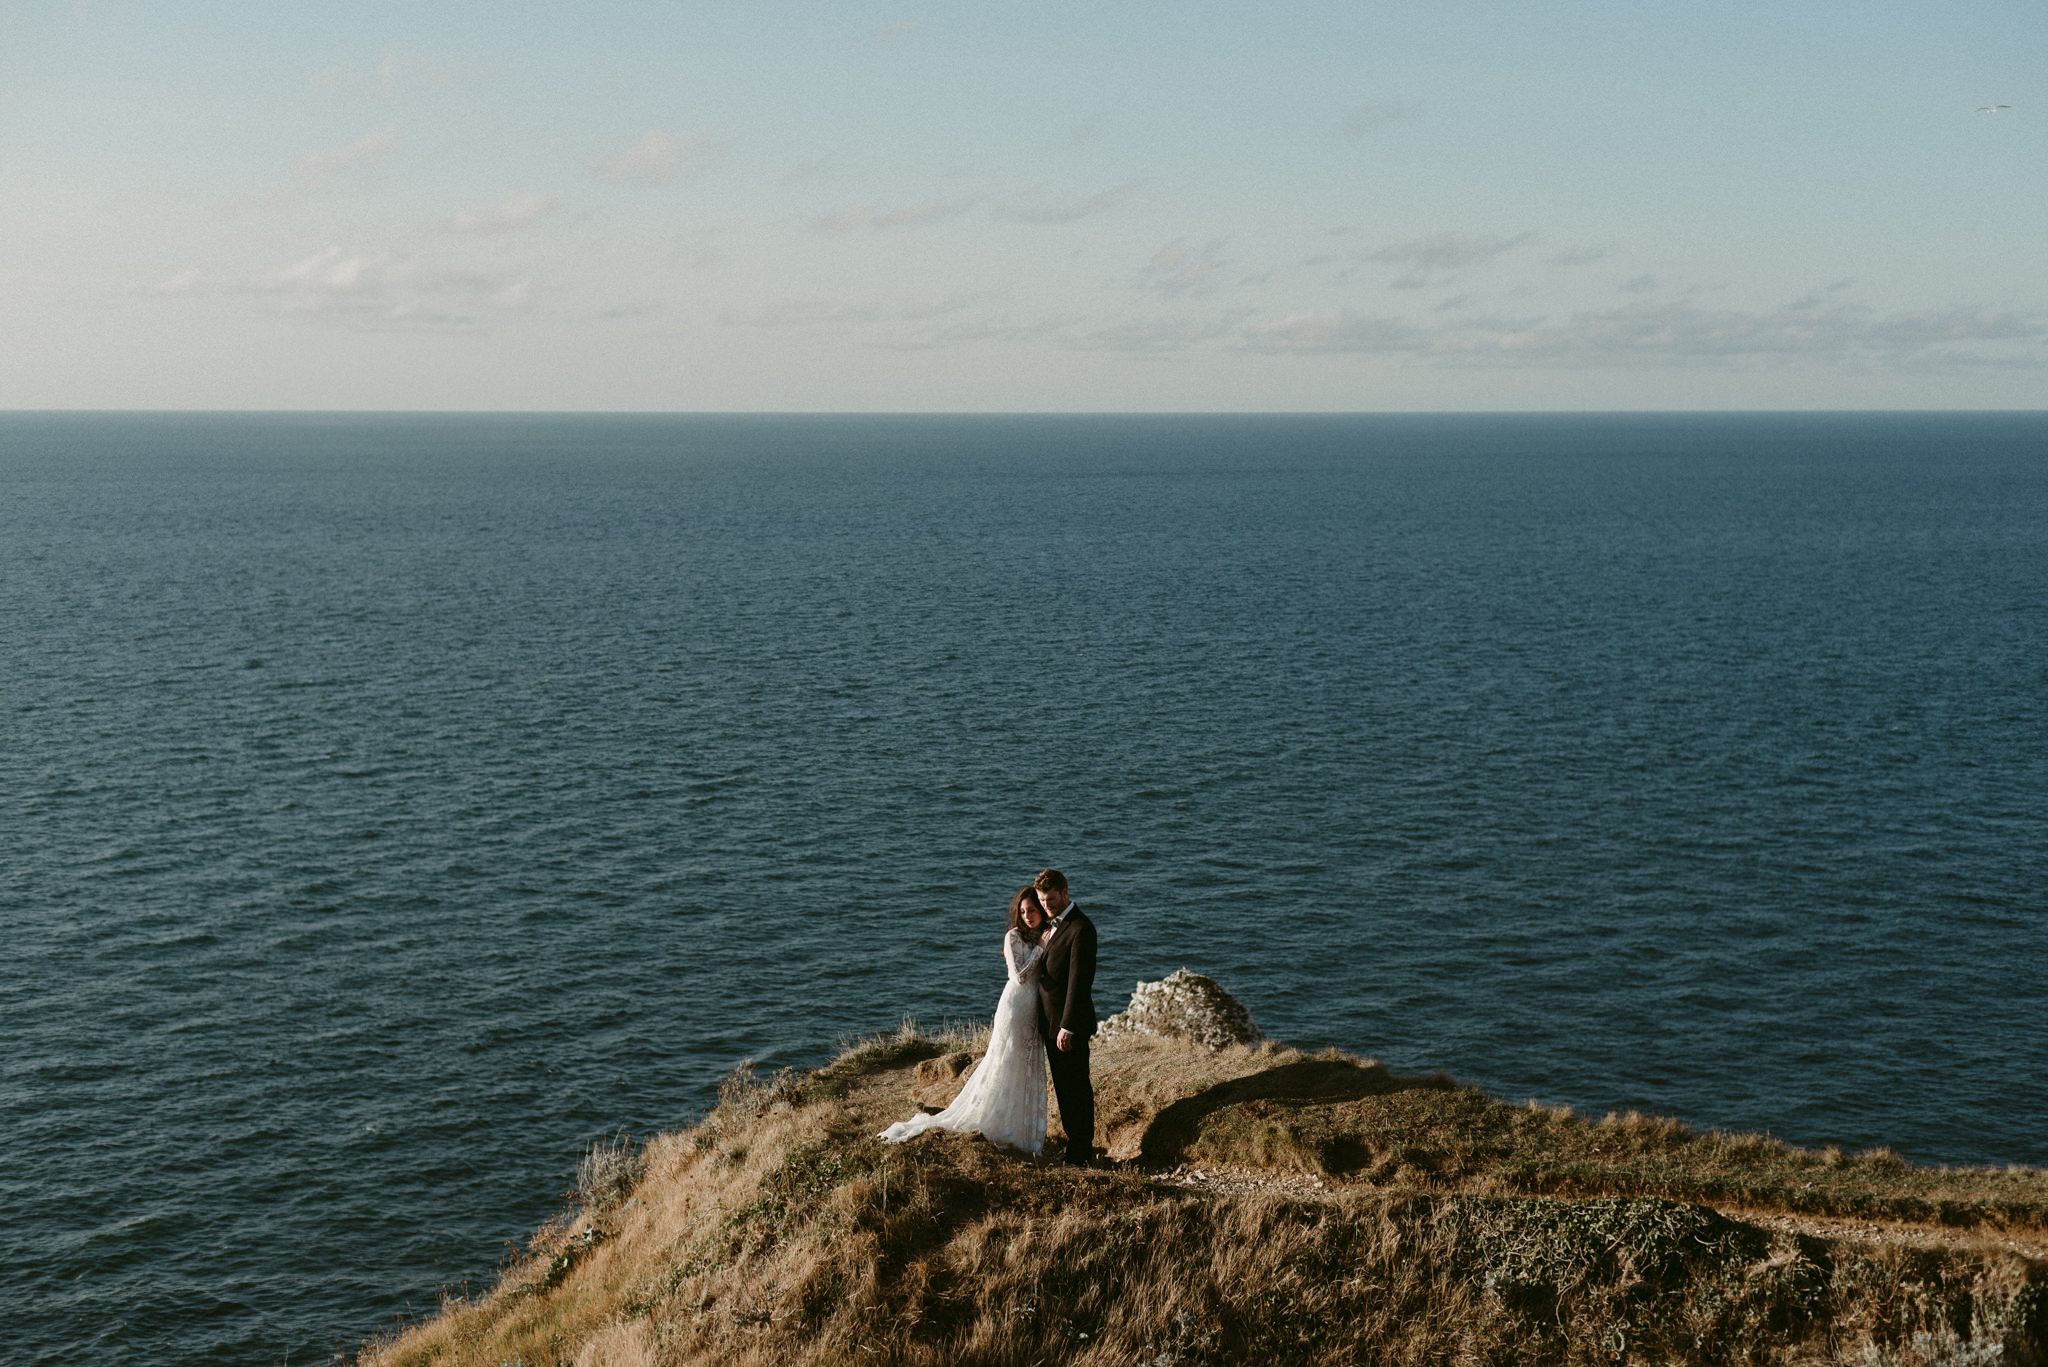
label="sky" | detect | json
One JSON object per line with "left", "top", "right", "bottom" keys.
{"left": 1, "top": 0, "right": 2043, "bottom": 411}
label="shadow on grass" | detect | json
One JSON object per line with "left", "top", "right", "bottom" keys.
{"left": 1137, "top": 1057, "right": 1456, "bottom": 1168}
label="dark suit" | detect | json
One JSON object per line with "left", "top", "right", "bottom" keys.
{"left": 1036, "top": 906, "right": 1098, "bottom": 1164}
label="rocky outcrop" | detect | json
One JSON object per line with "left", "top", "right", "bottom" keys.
{"left": 1096, "top": 967, "right": 1262, "bottom": 1049}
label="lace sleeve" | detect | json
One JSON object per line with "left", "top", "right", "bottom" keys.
{"left": 1004, "top": 930, "right": 1045, "bottom": 985}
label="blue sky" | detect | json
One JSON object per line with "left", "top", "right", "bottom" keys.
{"left": 2, "top": 0, "right": 2041, "bottom": 409}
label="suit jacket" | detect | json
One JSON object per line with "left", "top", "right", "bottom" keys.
{"left": 1035, "top": 907, "right": 1098, "bottom": 1040}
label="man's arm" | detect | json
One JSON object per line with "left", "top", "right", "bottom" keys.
{"left": 1059, "top": 917, "right": 1097, "bottom": 1036}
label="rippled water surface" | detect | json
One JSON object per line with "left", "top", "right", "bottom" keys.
{"left": 4, "top": 413, "right": 2044, "bottom": 1365}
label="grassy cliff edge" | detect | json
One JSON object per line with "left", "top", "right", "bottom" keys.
{"left": 360, "top": 1027, "right": 2048, "bottom": 1366}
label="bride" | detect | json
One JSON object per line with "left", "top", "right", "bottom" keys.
{"left": 878, "top": 887, "right": 1049, "bottom": 1156}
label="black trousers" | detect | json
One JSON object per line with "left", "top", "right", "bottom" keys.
{"left": 1045, "top": 1031, "right": 1095, "bottom": 1162}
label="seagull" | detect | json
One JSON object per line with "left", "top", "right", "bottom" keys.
{"left": 1978, "top": 105, "right": 2011, "bottom": 114}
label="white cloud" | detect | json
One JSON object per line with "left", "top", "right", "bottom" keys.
{"left": 1237, "top": 291, "right": 2044, "bottom": 370}
{"left": 1548, "top": 244, "right": 1616, "bottom": 267}
{"left": 722, "top": 293, "right": 1007, "bottom": 336}
{"left": 260, "top": 246, "right": 539, "bottom": 328}
{"left": 447, "top": 192, "right": 562, "bottom": 234}
{"left": 721, "top": 300, "right": 885, "bottom": 327}
{"left": 1138, "top": 240, "right": 1228, "bottom": 298}
{"left": 867, "top": 313, "right": 1085, "bottom": 350}
{"left": 1338, "top": 100, "right": 1421, "bottom": 137}
{"left": 1368, "top": 231, "right": 1536, "bottom": 273}
{"left": 489, "top": 279, "right": 537, "bottom": 312}
{"left": 812, "top": 205, "right": 875, "bottom": 233}
{"left": 1499, "top": 297, "right": 2041, "bottom": 366}
{"left": 1069, "top": 315, "right": 1237, "bottom": 352}
{"left": 1244, "top": 310, "right": 1426, "bottom": 354}
{"left": 310, "top": 50, "right": 449, "bottom": 100}
{"left": 268, "top": 247, "right": 390, "bottom": 299}
{"left": 597, "top": 130, "right": 723, "bottom": 185}
{"left": 149, "top": 268, "right": 202, "bottom": 296}
{"left": 811, "top": 197, "right": 977, "bottom": 233}
{"left": 996, "top": 180, "right": 1139, "bottom": 224}
{"left": 1364, "top": 231, "right": 1539, "bottom": 288}
{"left": 297, "top": 126, "right": 399, "bottom": 176}
{"left": 673, "top": 229, "right": 721, "bottom": 268}
{"left": 879, "top": 197, "right": 976, "bottom": 228}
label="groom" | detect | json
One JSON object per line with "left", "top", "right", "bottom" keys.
{"left": 1032, "top": 869, "right": 1098, "bottom": 1167}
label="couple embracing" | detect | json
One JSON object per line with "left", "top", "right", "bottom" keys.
{"left": 879, "top": 869, "right": 1100, "bottom": 1166}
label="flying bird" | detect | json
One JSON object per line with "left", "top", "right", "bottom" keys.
{"left": 1978, "top": 105, "right": 2010, "bottom": 114}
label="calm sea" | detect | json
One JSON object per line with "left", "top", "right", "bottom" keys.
{"left": 3, "top": 413, "right": 2043, "bottom": 1365}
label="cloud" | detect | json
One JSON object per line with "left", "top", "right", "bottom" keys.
{"left": 1138, "top": 240, "right": 1228, "bottom": 298}
{"left": 268, "top": 247, "right": 389, "bottom": 298}
{"left": 701, "top": 279, "right": 2039, "bottom": 373}
{"left": 1338, "top": 100, "right": 1421, "bottom": 137}
{"left": 721, "top": 300, "right": 886, "bottom": 328}
{"left": 1069, "top": 315, "right": 1238, "bottom": 353}
{"left": 869, "top": 315, "right": 1081, "bottom": 350}
{"left": 148, "top": 268, "right": 202, "bottom": 296}
{"left": 1500, "top": 297, "right": 2041, "bottom": 365}
{"left": 811, "top": 198, "right": 978, "bottom": 233}
{"left": 812, "top": 205, "right": 875, "bottom": 234}
{"left": 447, "top": 192, "right": 561, "bottom": 234}
{"left": 881, "top": 197, "right": 976, "bottom": 228}
{"left": 721, "top": 293, "right": 1010, "bottom": 338}
{"left": 1067, "top": 114, "right": 1106, "bottom": 147}
{"left": 261, "top": 246, "right": 538, "bottom": 329}
{"left": 996, "top": 180, "right": 1139, "bottom": 223}
{"left": 1548, "top": 244, "right": 1615, "bottom": 267}
{"left": 1243, "top": 310, "right": 1426, "bottom": 354}
{"left": 1368, "top": 231, "right": 1536, "bottom": 273}
{"left": 1618, "top": 274, "right": 1659, "bottom": 294}
{"left": 871, "top": 19, "right": 916, "bottom": 44}
{"left": 673, "top": 229, "right": 720, "bottom": 268}
{"left": 297, "top": 126, "right": 399, "bottom": 175}
{"left": 310, "top": 50, "right": 449, "bottom": 100}
{"left": 802, "top": 196, "right": 978, "bottom": 233}
{"left": 597, "top": 130, "right": 723, "bottom": 185}
{"left": 489, "top": 279, "right": 536, "bottom": 312}
{"left": 1235, "top": 291, "right": 2043, "bottom": 370}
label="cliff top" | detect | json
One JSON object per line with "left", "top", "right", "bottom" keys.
{"left": 360, "top": 985, "right": 2048, "bottom": 1367}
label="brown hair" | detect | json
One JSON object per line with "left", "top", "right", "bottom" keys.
{"left": 1007, "top": 886, "right": 1045, "bottom": 941}
{"left": 1033, "top": 868, "right": 1068, "bottom": 894}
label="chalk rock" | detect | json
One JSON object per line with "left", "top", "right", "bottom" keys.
{"left": 1097, "top": 968, "right": 1262, "bottom": 1050}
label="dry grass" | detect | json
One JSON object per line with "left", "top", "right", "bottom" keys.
{"left": 357, "top": 1027, "right": 2048, "bottom": 1367}
{"left": 1137, "top": 1059, "right": 2048, "bottom": 1232}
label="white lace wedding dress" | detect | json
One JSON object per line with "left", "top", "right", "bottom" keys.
{"left": 878, "top": 930, "right": 1048, "bottom": 1156}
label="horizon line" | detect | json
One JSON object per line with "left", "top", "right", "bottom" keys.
{"left": 4, "top": 407, "right": 2046, "bottom": 419}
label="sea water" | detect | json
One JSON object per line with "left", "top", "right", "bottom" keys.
{"left": 3, "top": 412, "right": 2043, "bottom": 1366}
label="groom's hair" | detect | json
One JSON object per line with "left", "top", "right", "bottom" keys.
{"left": 1033, "top": 869, "right": 1068, "bottom": 893}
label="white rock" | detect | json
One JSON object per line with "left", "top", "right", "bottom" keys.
{"left": 1095, "top": 968, "right": 1262, "bottom": 1050}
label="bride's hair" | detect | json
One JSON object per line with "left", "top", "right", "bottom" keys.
{"left": 1007, "top": 886, "right": 1045, "bottom": 942}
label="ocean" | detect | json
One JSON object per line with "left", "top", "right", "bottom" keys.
{"left": 3, "top": 412, "right": 2043, "bottom": 1365}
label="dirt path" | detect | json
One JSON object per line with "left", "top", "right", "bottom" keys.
{"left": 863, "top": 1061, "right": 2048, "bottom": 1265}
{"left": 1722, "top": 1207, "right": 2048, "bottom": 1261}
{"left": 1137, "top": 1165, "right": 2048, "bottom": 1262}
